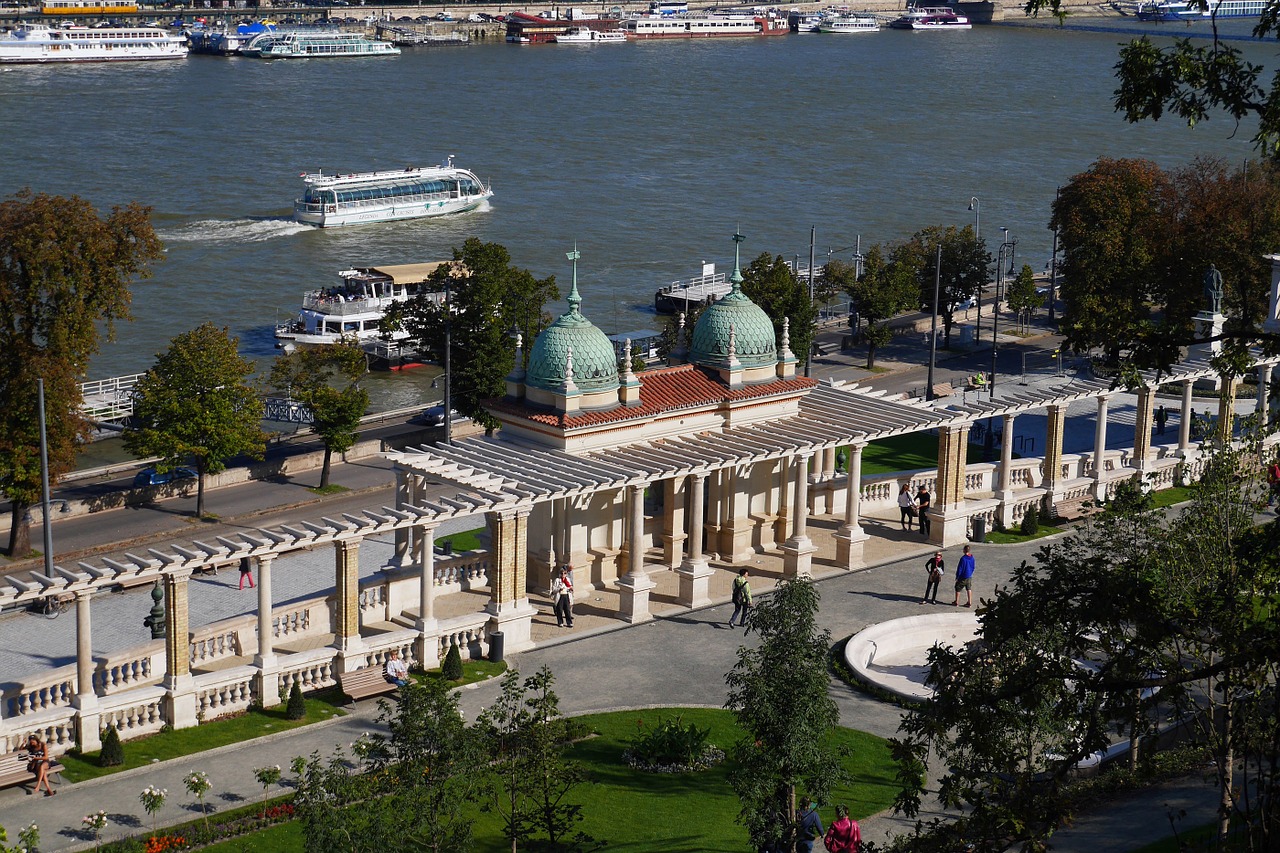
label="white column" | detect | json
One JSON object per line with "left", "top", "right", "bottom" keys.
{"left": 253, "top": 554, "right": 281, "bottom": 708}
{"left": 416, "top": 524, "right": 439, "bottom": 668}
{"left": 1178, "top": 379, "right": 1194, "bottom": 456}
{"left": 1258, "top": 364, "right": 1273, "bottom": 428}
{"left": 677, "top": 473, "right": 713, "bottom": 607}
{"left": 782, "top": 450, "right": 816, "bottom": 578}
{"left": 1092, "top": 395, "right": 1110, "bottom": 501}
{"left": 834, "top": 443, "right": 868, "bottom": 570}
{"left": 393, "top": 468, "right": 411, "bottom": 565}
{"left": 618, "top": 483, "right": 655, "bottom": 623}
{"left": 73, "top": 589, "right": 102, "bottom": 751}
{"left": 997, "top": 413, "right": 1017, "bottom": 528}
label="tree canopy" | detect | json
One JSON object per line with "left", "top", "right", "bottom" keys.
{"left": 400, "top": 239, "right": 558, "bottom": 433}
{"left": 826, "top": 246, "right": 918, "bottom": 369}
{"left": 269, "top": 341, "right": 369, "bottom": 489}
{"left": 125, "top": 323, "right": 266, "bottom": 518}
{"left": 890, "top": 225, "right": 990, "bottom": 349}
{"left": 0, "top": 189, "right": 162, "bottom": 556}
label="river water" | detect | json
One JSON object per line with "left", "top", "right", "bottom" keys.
{"left": 0, "top": 15, "right": 1270, "bottom": 397}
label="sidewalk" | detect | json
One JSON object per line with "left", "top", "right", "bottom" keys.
{"left": 0, "top": 525, "right": 1222, "bottom": 852}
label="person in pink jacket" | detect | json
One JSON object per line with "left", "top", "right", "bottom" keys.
{"left": 823, "top": 804, "right": 860, "bottom": 853}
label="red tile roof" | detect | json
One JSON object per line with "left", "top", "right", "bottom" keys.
{"left": 485, "top": 364, "right": 815, "bottom": 430}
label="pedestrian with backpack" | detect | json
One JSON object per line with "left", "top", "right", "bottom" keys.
{"left": 728, "top": 569, "right": 751, "bottom": 632}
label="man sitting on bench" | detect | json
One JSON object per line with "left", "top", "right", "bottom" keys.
{"left": 384, "top": 650, "right": 410, "bottom": 688}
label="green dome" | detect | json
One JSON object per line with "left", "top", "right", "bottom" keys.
{"left": 526, "top": 282, "right": 619, "bottom": 394}
{"left": 690, "top": 282, "right": 778, "bottom": 370}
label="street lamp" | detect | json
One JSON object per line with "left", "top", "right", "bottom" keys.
{"left": 984, "top": 233, "right": 1016, "bottom": 462}
{"left": 968, "top": 196, "right": 980, "bottom": 241}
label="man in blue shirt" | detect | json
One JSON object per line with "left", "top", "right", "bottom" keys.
{"left": 952, "top": 544, "right": 976, "bottom": 608}
{"left": 795, "top": 796, "right": 824, "bottom": 853}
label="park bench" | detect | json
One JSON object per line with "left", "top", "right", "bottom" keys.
{"left": 338, "top": 666, "right": 398, "bottom": 707}
{"left": 0, "top": 751, "right": 64, "bottom": 794}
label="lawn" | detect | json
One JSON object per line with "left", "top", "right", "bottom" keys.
{"left": 421, "top": 658, "right": 507, "bottom": 688}
{"left": 189, "top": 708, "right": 899, "bottom": 853}
{"left": 984, "top": 525, "right": 1063, "bottom": 545}
{"left": 860, "top": 432, "right": 984, "bottom": 477}
{"left": 439, "top": 525, "right": 485, "bottom": 552}
{"left": 60, "top": 692, "right": 347, "bottom": 782}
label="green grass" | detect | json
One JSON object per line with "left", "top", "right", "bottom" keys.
{"left": 439, "top": 526, "right": 485, "bottom": 552}
{"left": 1130, "top": 819, "right": 1251, "bottom": 853}
{"left": 420, "top": 658, "right": 507, "bottom": 688}
{"left": 307, "top": 484, "right": 349, "bottom": 495}
{"left": 984, "top": 525, "right": 1063, "bottom": 545}
{"left": 167, "top": 709, "right": 898, "bottom": 853}
{"left": 1148, "top": 484, "right": 1193, "bottom": 509}
{"left": 860, "top": 432, "right": 983, "bottom": 476}
{"left": 59, "top": 693, "right": 347, "bottom": 782}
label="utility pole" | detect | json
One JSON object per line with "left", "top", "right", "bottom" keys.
{"left": 805, "top": 224, "right": 816, "bottom": 378}
{"left": 443, "top": 275, "right": 452, "bottom": 446}
{"left": 926, "top": 244, "right": 941, "bottom": 401}
{"left": 37, "top": 378, "right": 53, "bottom": 577}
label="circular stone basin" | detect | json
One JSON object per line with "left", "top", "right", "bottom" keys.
{"left": 844, "top": 612, "right": 979, "bottom": 702}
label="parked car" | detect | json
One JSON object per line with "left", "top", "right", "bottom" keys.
{"left": 133, "top": 466, "right": 197, "bottom": 487}
{"left": 409, "top": 406, "right": 464, "bottom": 427}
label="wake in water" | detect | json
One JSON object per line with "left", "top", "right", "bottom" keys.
{"left": 158, "top": 216, "right": 313, "bottom": 244}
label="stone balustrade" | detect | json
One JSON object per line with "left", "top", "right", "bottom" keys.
{"left": 194, "top": 666, "right": 257, "bottom": 720}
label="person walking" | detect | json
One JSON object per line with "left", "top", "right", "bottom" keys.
{"left": 728, "top": 569, "right": 752, "bottom": 631}
{"left": 1155, "top": 405, "right": 1167, "bottom": 436}
{"left": 1266, "top": 459, "right": 1280, "bottom": 507}
{"left": 238, "top": 556, "right": 254, "bottom": 590}
{"left": 922, "top": 551, "right": 944, "bottom": 605}
{"left": 795, "top": 796, "right": 824, "bottom": 853}
{"left": 551, "top": 565, "right": 574, "bottom": 628}
{"left": 897, "top": 483, "right": 916, "bottom": 531}
{"left": 823, "top": 804, "right": 861, "bottom": 853}
{"left": 916, "top": 484, "right": 931, "bottom": 538}
{"left": 952, "top": 544, "right": 976, "bottom": 607}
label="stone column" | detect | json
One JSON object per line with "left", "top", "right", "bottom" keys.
{"left": 618, "top": 483, "right": 656, "bottom": 622}
{"left": 782, "top": 451, "right": 817, "bottom": 578}
{"left": 723, "top": 464, "right": 755, "bottom": 562}
{"left": 1091, "top": 394, "right": 1111, "bottom": 501}
{"left": 819, "top": 447, "right": 837, "bottom": 514}
{"left": 661, "top": 477, "right": 686, "bottom": 568}
{"left": 774, "top": 457, "right": 790, "bottom": 547}
{"left": 252, "top": 555, "right": 281, "bottom": 708}
{"left": 1178, "top": 379, "right": 1194, "bottom": 456}
{"left": 1217, "top": 379, "right": 1238, "bottom": 443}
{"left": 1258, "top": 364, "right": 1273, "bottom": 428}
{"left": 73, "top": 589, "right": 102, "bottom": 752}
{"left": 485, "top": 508, "right": 536, "bottom": 652}
{"left": 996, "top": 413, "right": 1018, "bottom": 528}
{"left": 677, "top": 473, "right": 713, "bottom": 607}
{"left": 1043, "top": 404, "right": 1067, "bottom": 514}
{"left": 162, "top": 571, "right": 198, "bottom": 729}
{"left": 333, "top": 538, "right": 365, "bottom": 673}
{"left": 834, "top": 442, "right": 869, "bottom": 569}
{"left": 416, "top": 524, "right": 440, "bottom": 669}
{"left": 1132, "top": 386, "right": 1155, "bottom": 472}
{"left": 393, "top": 468, "right": 411, "bottom": 565}
{"left": 932, "top": 423, "right": 972, "bottom": 547}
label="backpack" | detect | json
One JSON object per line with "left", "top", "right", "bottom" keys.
{"left": 732, "top": 579, "right": 744, "bottom": 605}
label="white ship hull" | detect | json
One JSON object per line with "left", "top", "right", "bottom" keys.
{"left": 0, "top": 24, "right": 188, "bottom": 63}
{"left": 294, "top": 194, "right": 489, "bottom": 227}
{"left": 294, "top": 159, "right": 492, "bottom": 228}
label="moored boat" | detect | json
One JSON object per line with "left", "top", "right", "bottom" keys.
{"left": 1135, "top": 0, "right": 1264, "bottom": 19}
{"left": 620, "top": 11, "right": 789, "bottom": 39}
{"left": 293, "top": 156, "right": 492, "bottom": 228}
{"left": 788, "top": 8, "right": 824, "bottom": 31}
{"left": 554, "top": 26, "right": 626, "bottom": 42}
{"left": 275, "top": 262, "right": 448, "bottom": 345}
{"left": 244, "top": 30, "right": 399, "bottom": 58}
{"left": 0, "top": 22, "right": 188, "bottom": 63}
{"left": 888, "top": 5, "right": 971, "bottom": 29}
{"left": 817, "top": 13, "right": 880, "bottom": 32}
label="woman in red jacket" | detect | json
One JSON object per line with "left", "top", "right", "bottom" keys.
{"left": 823, "top": 804, "right": 860, "bottom": 853}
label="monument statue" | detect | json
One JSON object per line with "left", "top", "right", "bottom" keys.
{"left": 1203, "top": 265, "right": 1224, "bottom": 315}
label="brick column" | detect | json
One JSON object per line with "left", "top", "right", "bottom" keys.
{"left": 782, "top": 451, "right": 816, "bottom": 578}
{"left": 1217, "top": 379, "right": 1238, "bottom": 443}
{"left": 932, "top": 423, "right": 972, "bottom": 547}
{"left": 73, "top": 589, "right": 101, "bottom": 752}
{"left": 996, "top": 413, "right": 1018, "bottom": 528}
{"left": 417, "top": 524, "right": 440, "bottom": 669}
{"left": 619, "top": 483, "right": 656, "bottom": 622}
{"left": 252, "top": 555, "right": 281, "bottom": 708}
{"left": 1091, "top": 394, "right": 1111, "bottom": 501}
{"left": 1043, "top": 404, "right": 1067, "bottom": 513}
{"left": 333, "top": 538, "right": 365, "bottom": 672}
{"left": 834, "top": 442, "right": 869, "bottom": 569}
{"left": 485, "top": 508, "right": 536, "bottom": 652}
{"left": 1132, "top": 386, "right": 1155, "bottom": 472}
{"left": 163, "top": 571, "right": 198, "bottom": 729}
{"left": 677, "top": 473, "right": 712, "bottom": 607}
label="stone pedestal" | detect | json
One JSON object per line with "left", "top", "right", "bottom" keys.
{"left": 73, "top": 695, "right": 102, "bottom": 753}
{"left": 1190, "top": 310, "right": 1225, "bottom": 391}
{"left": 781, "top": 537, "right": 816, "bottom": 579}
{"left": 485, "top": 599, "right": 537, "bottom": 653}
{"left": 676, "top": 560, "right": 713, "bottom": 608}
{"left": 253, "top": 656, "right": 282, "bottom": 709}
{"left": 833, "top": 527, "right": 868, "bottom": 569}
{"left": 617, "top": 572, "right": 657, "bottom": 623}
{"left": 163, "top": 674, "right": 199, "bottom": 730}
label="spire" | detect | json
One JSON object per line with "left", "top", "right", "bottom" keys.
{"left": 730, "top": 226, "right": 746, "bottom": 291}
{"left": 564, "top": 345, "right": 578, "bottom": 393}
{"left": 668, "top": 311, "right": 689, "bottom": 367}
{"left": 566, "top": 244, "right": 582, "bottom": 315}
{"left": 780, "top": 317, "right": 794, "bottom": 361}
{"left": 727, "top": 323, "right": 740, "bottom": 368}
{"left": 622, "top": 338, "right": 635, "bottom": 381}
{"left": 511, "top": 333, "right": 525, "bottom": 380}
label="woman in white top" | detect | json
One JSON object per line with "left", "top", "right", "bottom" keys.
{"left": 897, "top": 483, "right": 917, "bottom": 530}
{"left": 551, "top": 566, "right": 574, "bottom": 628}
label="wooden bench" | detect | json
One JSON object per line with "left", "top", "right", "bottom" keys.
{"left": 338, "top": 666, "right": 399, "bottom": 706}
{"left": 0, "top": 751, "right": 65, "bottom": 793}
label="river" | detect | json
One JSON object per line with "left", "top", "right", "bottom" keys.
{"left": 0, "top": 14, "right": 1270, "bottom": 394}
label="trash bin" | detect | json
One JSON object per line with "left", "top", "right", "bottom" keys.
{"left": 971, "top": 516, "right": 986, "bottom": 543}
{"left": 488, "top": 631, "right": 505, "bottom": 664}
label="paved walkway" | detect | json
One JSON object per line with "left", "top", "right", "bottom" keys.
{"left": 0, "top": 526, "right": 1224, "bottom": 851}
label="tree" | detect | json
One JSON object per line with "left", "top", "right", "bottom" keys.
{"left": 0, "top": 190, "right": 162, "bottom": 556}
{"left": 269, "top": 340, "right": 369, "bottom": 489}
{"left": 125, "top": 323, "right": 266, "bottom": 518}
{"left": 827, "top": 246, "right": 917, "bottom": 369}
{"left": 1005, "top": 263, "right": 1040, "bottom": 333}
{"left": 400, "top": 239, "right": 558, "bottom": 433}
{"left": 891, "top": 225, "right": 989, "bottom": 350}
{"left": 741, "top": 252, "right": 819, "bottom": 372}
{"left": 893, "top": 445, "right": 1280, "bottom": 851}
{"left": 724, "top": 578, "right": 847, "bottom": 853}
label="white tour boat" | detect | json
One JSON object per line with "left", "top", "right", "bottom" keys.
{"left": 0, "top": 22, "right": 188, "bottom": 63}
{"left": 275, "top": 262, "right": 448, "bottom": 345}
{"left": 554, "top": 26, "right": 627, "bottom": 42}
{"left": 620, "top": 11, "right": 789, "bottom": 38}
{"left": 818, "top": 13, "right": 880, "bottom": 32}
{"left": 243, "top": 30, "right": 399, "bottom": 58}
{"left": 888, "top": 5, "right": 972, "bottom": 28}
{"left": 293, "top": 157, "right": 493, "bottom": 228}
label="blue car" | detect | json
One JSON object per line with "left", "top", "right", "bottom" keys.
{"left": 133, "top": 466, "right": 197, "bottom": 487}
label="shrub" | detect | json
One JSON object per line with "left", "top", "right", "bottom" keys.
{"left": 285, "top": 682, "right": 305, "bottom": 721}
{"left": 625, "top": 714, "right": 714, "bottom": 769}
{"left": 1019, "top": 505, "right": 1040, "bottom": 537}
{"left": 99, "top": 724, "right": 124, "bottom": 767}
{"left": 442, "top": 642, "right": 463, "bottom": 681}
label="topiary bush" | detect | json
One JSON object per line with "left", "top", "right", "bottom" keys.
{"left": 285, "top": 682, "right": 305, "bottom": 721}
{"left": 99, "top": 724, "right": 124, "bottom": 767}
{"left": 442, "top": 643, "right": 463, "bottom": 681}
{"left": 622, "top": 714, "right": 723, "bottom": 772}
{"left": 1019, "top": 505, "right": 1040, "bottom": 537}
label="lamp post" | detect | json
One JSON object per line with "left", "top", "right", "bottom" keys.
{"left": 1048, "top": 185, "right": 1061, "bottom": 324}
{"left": 805, "top": 224, "right": 816, "bottom": 378}
{"left": 984, "top": 234, "right": 1016, "bottom": 461}
{"left": 36, "top": 378, "right": 54, "bottom": 578}
{"left": 968, "top": 196, "right": 980, "bottom": 241}
{"left": 443, "top": 275, "right": 452, "bottom": 445}
{"left": 926, "top": 243, "right": 941, "bottom": 401}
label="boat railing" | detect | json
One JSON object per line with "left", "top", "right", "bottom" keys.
{"left": 301, "top": 293, "right": 381, "bottom": 315}
{"left": 657, "top": 270, "right": 728, "bottom": 296}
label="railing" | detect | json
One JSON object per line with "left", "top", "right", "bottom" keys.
{"left": 5, "top": 676, "right": 74, "bottom": 719}
{"left": 100, "top": 686, "right": 168, "bottom": 742}
{"left": 95, "top": 646, "right": 161, "bottom": 696}
{"left": 437, "top": 612, "right": 489, "bottom": 661}
{"left": 194, "top": 666, "right": 256, "bottom": 721}
{"left": 273, "top": 602, "right": 317, "bottom": 639}
{"left": 190, "top": 628, "right": 244, "bottom": 668}
{"left": 302, "top": 292, "right": 386, "bottom": 315}
{"left": 435, "top": 551, "right": 490, "bottom": 592}
{"left": 262, "top": 397, "right": 315, "bottom": 424}
{"left": 79, "top": 372, "right": 145, "bottom": 422}
{"left": 0, "top": 710, "right": 77, "bottom": 755}
{"left": 277, "top": 646, "right": 338, "bottom": 696}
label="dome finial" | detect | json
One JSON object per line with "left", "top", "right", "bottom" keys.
{"left": 730, "top": 226, "right": 746, "bottom": 291}
{"left": 566, "top": 244, "right": 582, "bottom": 314}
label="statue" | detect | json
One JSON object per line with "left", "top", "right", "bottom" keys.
{"left": 1203, "top": 265, "right": 1224, "bottom": 315}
